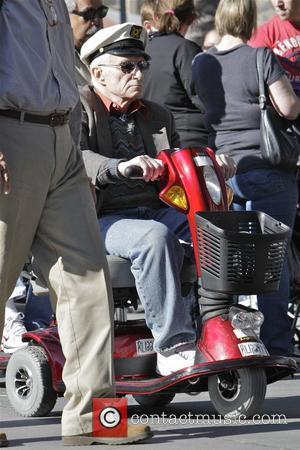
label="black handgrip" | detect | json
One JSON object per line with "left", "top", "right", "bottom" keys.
{"left": 124, "top": 165, "right": 144, "bottom": 179}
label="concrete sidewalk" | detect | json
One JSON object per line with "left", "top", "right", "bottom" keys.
{"left": 1, "top": 368, "right": 300, "bottom": 450}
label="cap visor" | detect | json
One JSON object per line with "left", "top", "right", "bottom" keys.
{"left": 107, "top": 47, "right": 151, "bottom": 60}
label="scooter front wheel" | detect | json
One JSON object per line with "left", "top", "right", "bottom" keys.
{"left": 208, "top": 367, "right": 267, "bottom": 419}
{"left": 133, "top": 392, "right": 175, "bottom": 407}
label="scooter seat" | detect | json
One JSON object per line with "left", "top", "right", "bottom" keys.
{"left": 107, "top": 255, "right": 197, "bottom": 289}
{"left": 30, "top": 256, "right": 197, "bottom": 293}
{"left": 107, "top": 255, "right": 134, "bottom": 288}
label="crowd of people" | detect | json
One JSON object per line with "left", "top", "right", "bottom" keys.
{"left": 0, "top": 0, "right": 299, "bottom": 447}
{"left": 193, "top": 0, "right": 300, "bottom": 356}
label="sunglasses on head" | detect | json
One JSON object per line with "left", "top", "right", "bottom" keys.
{"left": 98, "top": 60, "right": 150, "bottom": 74}
{"left": 72, "top": 5, "right": 109, "bottom": 21}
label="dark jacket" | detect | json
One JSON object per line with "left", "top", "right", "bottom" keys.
{"left": 79, "top": 85, "right": 180, "bottom": 214}
{"left": 143, "top": 32, "right": 208, "bottom": 147}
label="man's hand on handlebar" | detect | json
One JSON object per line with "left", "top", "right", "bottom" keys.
{"left": 118, "top": 155, "right": 164, "bottom": 182}
{"left": 215, "top": 154, "right": 236, "bottom": 180}
{"left": 0, "top": 152, "right": 10, "bottom": 195}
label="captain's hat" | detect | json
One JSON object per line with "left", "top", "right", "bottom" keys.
{"left": 80, "top": 23, "right": 149, "bottom": 66}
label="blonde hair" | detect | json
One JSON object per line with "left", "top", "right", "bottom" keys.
{"left": 140, "top": 0, "right": 157, "bottom": 23}
{"left": 153, "top": 0, "right": 196, "bottom": 34}
{"left": 215, "top": 0, "right": 257, "bottom": 41}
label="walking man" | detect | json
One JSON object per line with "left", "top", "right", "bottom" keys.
{"left": 0, "top": 1, "right": 151, "bottom": 446}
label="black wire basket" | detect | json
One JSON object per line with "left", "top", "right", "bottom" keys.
{"left": 196, "top": 211, "right": 290, "bottom": 294}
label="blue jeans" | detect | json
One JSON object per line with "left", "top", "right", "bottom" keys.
{"left": 227, "top": 169, "right": 298, "bottom": 355}
{"left": 24, "top": 285, "right": 53, "bottom": 331}
{"left": 99, "top": 206, "right": 196, "bottom": 353}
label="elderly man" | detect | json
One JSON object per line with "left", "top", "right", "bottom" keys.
{"left": 250, "top": 0, "right": 300, "bottom": 96}
{"left": 0, "top": 3, "right": 150, "bottom": 447}
{"left": 79, "top": 23, "right": 235, "bottom": 376}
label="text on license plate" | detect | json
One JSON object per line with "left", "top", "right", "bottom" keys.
{"left": 136, "top": 339, "right": 155, "bottom": 355}
{"left": 238, "top": 342, "right": 269, "bottom": 357}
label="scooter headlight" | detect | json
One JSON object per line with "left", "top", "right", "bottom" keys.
{"left": 203, "top": 165, "right": 222, "bottom": 205}
{"left": 231, "top": 310, "right": 264, "bottom": 331}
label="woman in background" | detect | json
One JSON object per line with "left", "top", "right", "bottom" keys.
{"left": 142, "top": 0, "right": 208, "bottom": 147}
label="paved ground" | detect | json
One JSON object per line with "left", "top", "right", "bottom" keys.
{"left": 1, "top": 366, "right": 300, "bottom": 450}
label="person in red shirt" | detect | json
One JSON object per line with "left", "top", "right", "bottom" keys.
{"left": 250, "top": 0, "right": 300, "bottom": 96}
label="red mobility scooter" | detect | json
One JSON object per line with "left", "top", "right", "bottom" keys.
{"left": 0, "top": 147, "right": 296, "bottom": 418}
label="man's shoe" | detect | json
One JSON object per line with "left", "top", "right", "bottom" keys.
{"left": 62, "top": 424, "right": 152, "bottom": 446}
{"left": 156, "top": 345, "right": 196, "bottom": 376}
{"left": 0, "top": 432, "right": 8, "bottom": 448}
{"left": 1, "top": 297, "right": 28, "bottom": 354}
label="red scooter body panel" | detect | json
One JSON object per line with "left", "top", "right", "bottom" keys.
{"left": 158, "top": 148, "right": 228, "bottom": 276}
{"left": 114, "top": 322, "right": 153, "bottom": 359}
{"left": 3, "top": 323, "right": 155, "bottom": 391}
{"left": 20, "top": 327, "right": 65, "bottom": 392}
{"left": 198, "top": 316, "right": 253, "bottom": 361}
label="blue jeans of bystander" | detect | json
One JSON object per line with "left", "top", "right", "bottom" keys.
{"left": 227, "top": 168, "right": 298, "bottom": 356}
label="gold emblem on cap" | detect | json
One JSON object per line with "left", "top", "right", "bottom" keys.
{"left": 130, "top": 25, "right": 142, "bottom": 39}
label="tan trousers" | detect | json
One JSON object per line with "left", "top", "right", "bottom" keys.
{"left": 0, "top": 117, "right": 115, "bottom": 436}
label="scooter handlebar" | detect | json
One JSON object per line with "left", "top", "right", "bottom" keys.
{"left": 124, "top": 165, "right": 145, "bottom": 179}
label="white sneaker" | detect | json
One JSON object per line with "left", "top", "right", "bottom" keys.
{"left": 1, "top": 297, "right": 28, "bottom": 354}
{"left": 156, "top": 346, "right": 196, "bottom": 376}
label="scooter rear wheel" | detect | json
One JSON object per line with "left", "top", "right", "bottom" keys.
{"left": 133, "top": 392, "right": 175, "bottom": 407}
{"left": 208, "top": 367, "right": 267, "bottom": 418}
{"left": 5, "top": 345, "right": 57, "bottom": 417}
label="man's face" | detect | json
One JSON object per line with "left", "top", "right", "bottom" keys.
{"left": 271, "top": 0, "right": 300, "bottom": 22}
{"left": 93, "top": 55, "right": 146, "bottom": 103}
{"left": 70, "top": 0, "right": 104, "bottom": 50}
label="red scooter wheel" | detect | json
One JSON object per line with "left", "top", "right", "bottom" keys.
{"left": 5, "top": 345, "right": 57, "bottom": 417}
{"left": 208, "top": 367, "right": 267, "bottom": 418}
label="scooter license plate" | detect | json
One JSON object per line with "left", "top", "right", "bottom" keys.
{"left": 136, "top": 339, "right": 155, "bottom": 355}
{"left": 238, "top": 342, "right": 269, "bottom": 357}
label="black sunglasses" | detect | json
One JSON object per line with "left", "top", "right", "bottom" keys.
{"left": 72, "top": 5, "right": 109, "bottom": 21}
{"left": 98, "top": 60, "right": 150, "bottom": 74}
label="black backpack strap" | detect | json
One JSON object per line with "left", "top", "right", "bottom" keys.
{"left": 0, "top": 0, "right": 3, "bottom": 11}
